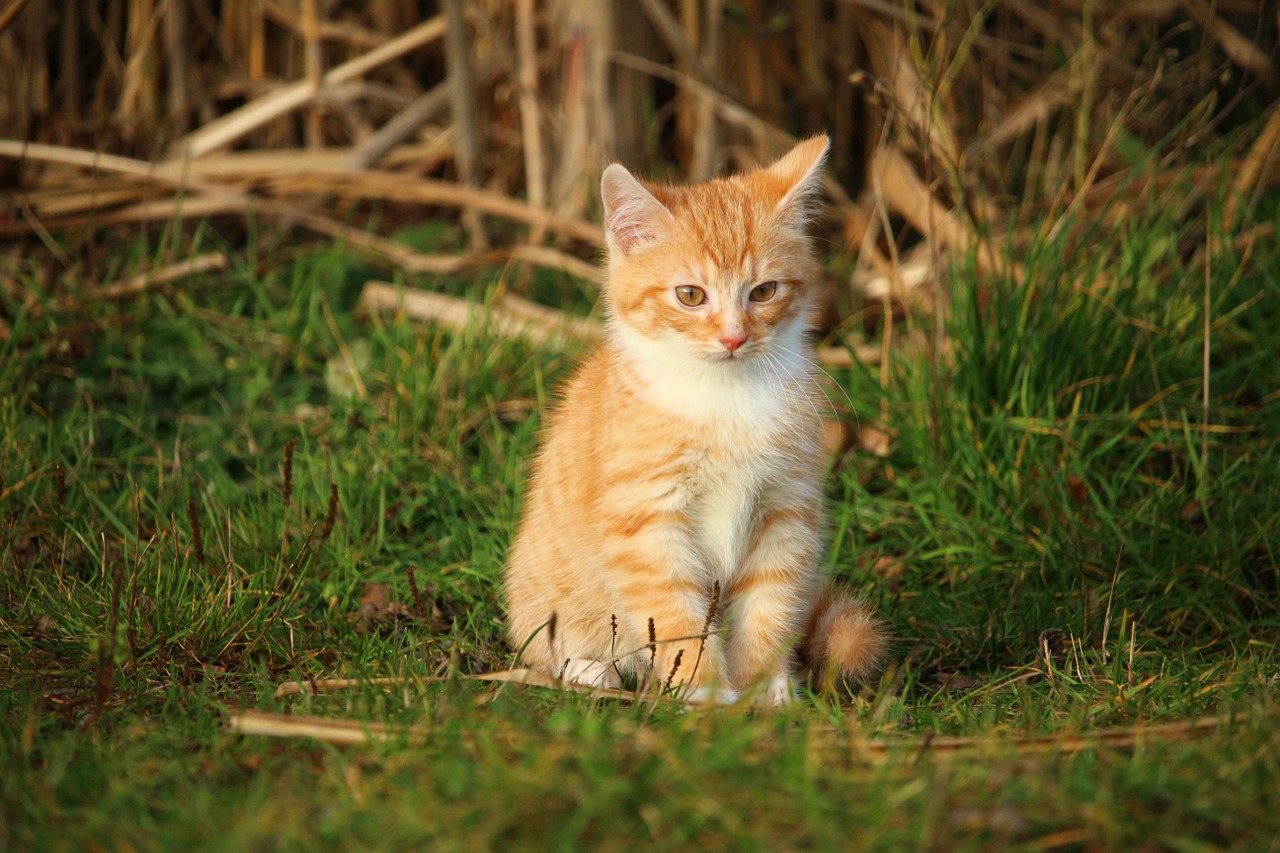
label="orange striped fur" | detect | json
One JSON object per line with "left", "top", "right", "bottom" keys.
{"left": 504, "top": 136, "right": 885, "bottom": 704}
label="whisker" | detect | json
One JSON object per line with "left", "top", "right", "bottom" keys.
{"left": 774, "top": 340, "right": 857, "bottom": 427}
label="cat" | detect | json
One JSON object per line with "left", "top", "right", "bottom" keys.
{"left": 503, "top": 135, "right": 885, "bottom": 704}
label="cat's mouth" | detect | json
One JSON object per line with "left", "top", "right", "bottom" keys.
{"left": 711, "top": 346, "right": 750, "bottom": 362}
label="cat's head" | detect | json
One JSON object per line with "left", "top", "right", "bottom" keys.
{"left": 600, "top": 136, "right": 830, "bottom": 368}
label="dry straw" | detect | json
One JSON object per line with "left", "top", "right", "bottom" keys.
{"left": 0, "top": 1, "right": 1276, "bottom": 355}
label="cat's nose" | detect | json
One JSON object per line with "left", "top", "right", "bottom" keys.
{"left": 720, "top": 332, "right": 749, "bottom": 353}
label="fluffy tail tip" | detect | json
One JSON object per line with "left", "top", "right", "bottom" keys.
{"left": 805, "top": 591, "right": 887, "bottom": 688}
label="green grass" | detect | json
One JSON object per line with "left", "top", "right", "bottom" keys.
{"left": 1, "top": 182, "right": 1278, "bottom": 851}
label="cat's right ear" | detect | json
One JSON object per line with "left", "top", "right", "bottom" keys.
{"left": 601, "top": 164, "right": 672, "bottom": 255}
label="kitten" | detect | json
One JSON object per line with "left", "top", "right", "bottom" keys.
{"left": 504, "top": 136, "right": 885, "bottom": 704}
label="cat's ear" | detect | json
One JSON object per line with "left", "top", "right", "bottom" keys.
{"left": 601, "top": 164, "right": 673, "bottom": 255}
{"left": 766, "top": 135, "right": 830, "bottom": 226}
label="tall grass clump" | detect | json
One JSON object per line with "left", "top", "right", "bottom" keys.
{"left": 833, "top": 181, "right": 1279, "bottom": 678}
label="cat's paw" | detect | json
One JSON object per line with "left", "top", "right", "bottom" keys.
{"left": 560, "top": 658, "right": 623, "bottom": 689}
{"left": 759, "top": 674, "right": 797, "bottom": 707}
{"left": 682, "top": 685, "right": 741, "bottom": 706}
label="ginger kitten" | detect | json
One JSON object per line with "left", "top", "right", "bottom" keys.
{"left": 504, "top": 136, "right": 884, "bottom": 704}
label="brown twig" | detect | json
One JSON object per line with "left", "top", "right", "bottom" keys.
{"left": 357, "top": 281, "right": 600, "bottom": 347}
{"left": 81, "top": 252, "right": 228, "bottom": 305}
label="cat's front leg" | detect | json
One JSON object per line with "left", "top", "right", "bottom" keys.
{"left": 722, "top": 504, "right": 823, "bottom": 704}
{"left": 600, "top": 519, "right": 727, "bottom": 698}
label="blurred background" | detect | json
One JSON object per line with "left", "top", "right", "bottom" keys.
{"left": 0, "top": 0, "right": 1276, "bottom": 337}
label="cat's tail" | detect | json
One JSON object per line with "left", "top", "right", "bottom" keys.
{"left": 800, "top": 585, "right": 887, "bottom": 688}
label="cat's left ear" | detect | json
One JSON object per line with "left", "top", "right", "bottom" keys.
{"left": 766, "top": 134, "right": 830, "bottom": 226}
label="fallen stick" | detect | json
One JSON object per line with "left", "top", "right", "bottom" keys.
{"left": 357, "top": 281, "right": 600, "bottom": 346}
{"left": 0, "top": 141, "right": 602, "bottom": 280}
{"left": 270, "top": 667, "right": 693, "bottom": 705}
{"left": 229, "top": 710, "right": 401, "bottom": 745}
{"left": 91, "top": 252, "right": 229, "bottom": 303}
{"left": 255, "top": 169, "right": 603, "bottom": 247}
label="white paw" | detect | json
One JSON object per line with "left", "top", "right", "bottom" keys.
{"left": 560, "top": 658, "right": 623, "bottom": 689}
{"left": 762, "top": 674, "right": 797, "bottom": 707}
{"left": 684, "top": 685, "right": 741, "bottom": 706}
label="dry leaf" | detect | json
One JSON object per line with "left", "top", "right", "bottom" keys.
{"left": 872, "top": 555, "right": 908, "bottom": 579}
{"left": 856, "top": 424, "right": 895, "bottom": 457}
{"left": 821, "top": 419, "right": 852, "bottom": 456}
{"left": 1066, "top": 474, "right": 1088, "bottom": 506}
{"left": 356, "top": 583, "right": 414, "bottom": 635}
{"left": 935, "top": 672, "right": 984, "bottom": 693}
{"left": 1037, "top": 628, "right": 1067, "bottom": 667}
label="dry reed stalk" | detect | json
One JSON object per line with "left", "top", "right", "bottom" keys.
{"left": 1223, "top": 107, "right": 1280, "bottom": 234}
{"left": 300, "top": 0, "right": 323, "bottom": 149}
{"left": 505, "top": 244, "right": 601, "bottom": 283}
{"left": 170, "top": 15, "right": 447, "bottom": 158}
{"left": 443, "top": 0, "right": 486, "bottom": 249}
{"left": 343, "top": 82, "right": 452, "bottom": 170}
{"left": 163, "top": 0, "right": 189, "bottom": 125}
{"left": 514, "top": 0, "right": 546, "bottom": 221}
{"left": 0, "top": 0, "right": 34, "bottom": 37}
{"left": 184, "top": 144, "right": 448, "bottom": 177}
{"left": 261, "top": 0, "right": 387, "bottom": 49}
{"left": 854, "top": 14, "right": 961, "bottom": 173}
{"left": 0, "top": 143, "right": 478, "bottom": 276}
{"left": 675, "top": 0, "right": 700, "bottom": 176}
{"left": 58, "top": 0, "right": 80, "bottom": 118}
{"left": 0, "top": 140, "right": 601, "bottom": 250}
{"left": 1185, "top": 0, "right": 1278, "bottom": 89}
{"left": 547, "top": 0, "right": 613, "bottom": 227}
{"left": 247, "top": 0, "right": 266, "bottom": 83}
{"left": 12, "top": 179, "right": 148, "bottom": 217}
{"left": 971, "top": 67, "right": 1074, "bottom": 155}
{"left": 873, "top": 147, "right": 1016, "bottom": 281}
{"left": 689, "top": 0, "right": 722, "bottom": 181}
{"left": 252, "top": 169, "right": 603, "bottom": 246}
{"left": 0, "top": 196, "right": 233, "bottom": 237}
{"left": 610, "top": 52, "right": 785, "bottom": 152}
{"left": 0, "top": 140, "right": 188, "bottom": 180}
{"left": 118, "top": 0, "right": 160, "bottom": 123}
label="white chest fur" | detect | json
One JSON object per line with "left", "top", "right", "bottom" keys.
{"left": 610, "top": 326, "right": 822, "bottom": 581}
{"left": 691, "top": 449, "right": 774, "bottom": 580}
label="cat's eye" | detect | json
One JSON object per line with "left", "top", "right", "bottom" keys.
{"left": 675, "top": 285, "right": 706, "bottom": 307}
{"left": 749, "top": 281, "right": 778, "bottom": 302}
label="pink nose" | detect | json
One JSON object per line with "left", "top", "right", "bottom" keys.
{"left": 720, "top": 332, "right": 748, "bottom": 353}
